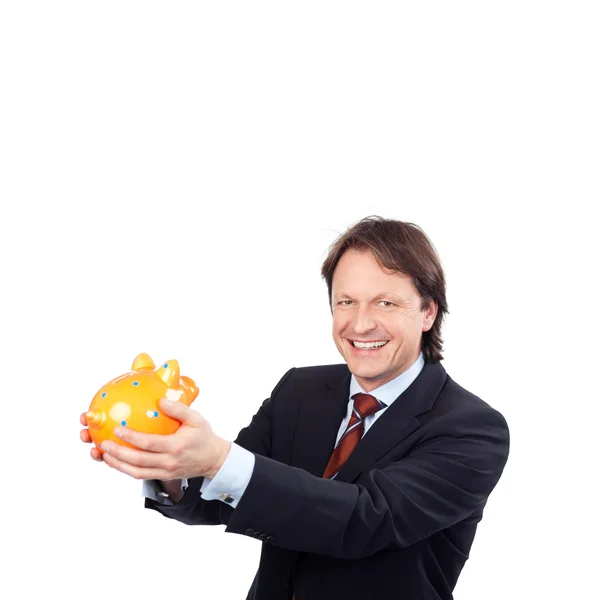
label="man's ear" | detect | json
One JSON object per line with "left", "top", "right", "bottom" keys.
{"left": 422, "top": 300, "right": 438, "bottom": 332}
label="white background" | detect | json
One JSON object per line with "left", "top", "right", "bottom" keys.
{"left": 1, "top": 2, "right": 598, "bottom": 598}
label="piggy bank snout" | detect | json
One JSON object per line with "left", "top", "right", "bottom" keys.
{"left": 86, "top": 410, "right": 106, "bottom": 426}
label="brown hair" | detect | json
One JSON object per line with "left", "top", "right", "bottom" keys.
{"left": 321, "top": 216, "right": 449, "bottom": 363}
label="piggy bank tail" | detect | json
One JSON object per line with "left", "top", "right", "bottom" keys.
{"left": 180, "top": 375, "right": 199, "bottom": 406}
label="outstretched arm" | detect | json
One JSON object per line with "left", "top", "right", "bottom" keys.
{"left": 104, "top": 368, "right": 296, "bottom": 525}
{"left": 224, "top": 406, "right": 509, "bottom": 559}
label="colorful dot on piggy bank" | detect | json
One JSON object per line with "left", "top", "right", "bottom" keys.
{"left": 86, "top": 352, "right": 199, "bottom": 454}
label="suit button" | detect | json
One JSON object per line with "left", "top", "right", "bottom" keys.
{"left": 258, "top": 533, "right": 267, "bottom": 541}
{"left": 244, "top": 528, "right": 255, "bottom": 536}
{"left": 266, "top": 536, "right": 275, "bottom": 543}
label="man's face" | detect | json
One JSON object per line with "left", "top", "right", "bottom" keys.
{"left": 331, "top": 248, "right": 437, "bottom": 392}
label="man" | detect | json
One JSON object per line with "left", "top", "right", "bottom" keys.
{"left": 80, "top": 216, "right": 510, "bottom": 599}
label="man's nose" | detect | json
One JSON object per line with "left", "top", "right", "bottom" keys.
{"left": 351, "top": 306, "right": 377, "bottom": 333}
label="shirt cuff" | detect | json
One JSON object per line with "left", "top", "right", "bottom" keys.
{"left": 200, "top": 442, "right": 255, "bottom": 509}
{"left": 142, "top": 478, "right": 188, "bottom": 505}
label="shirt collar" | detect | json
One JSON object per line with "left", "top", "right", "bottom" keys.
{"left": 348, "top": 351, "right": 425, "bottom": 407}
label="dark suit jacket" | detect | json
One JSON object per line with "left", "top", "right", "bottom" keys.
{"left": 145, "top": 361, "right": 510, "bottom": 600}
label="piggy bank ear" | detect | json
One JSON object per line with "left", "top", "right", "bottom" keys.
{"left": 157, "top": 360, "right": 180, "bottom": 387}
{"left": 132, "top": 353, "right": 156, "bottom": 371}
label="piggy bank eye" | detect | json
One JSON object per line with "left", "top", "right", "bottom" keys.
{"left": 120, "top": 420, "right": 127, "bottom": 426}
{"left": 146, "top": 410, "right": 159, "bottom": 418}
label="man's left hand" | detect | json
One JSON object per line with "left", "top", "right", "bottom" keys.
{"left": 100, "top": 398, "right": 231, "bottom": 481}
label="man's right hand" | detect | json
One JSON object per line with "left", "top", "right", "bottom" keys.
{"left": 80, "top": 412, "right": 184, "bottom": 502}
{"left": 80, "top": 412, "right": 103, "bottom": 462}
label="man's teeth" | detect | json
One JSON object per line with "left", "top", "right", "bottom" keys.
{"left": 352, "top": 341, "right": 388, "bottom": 349}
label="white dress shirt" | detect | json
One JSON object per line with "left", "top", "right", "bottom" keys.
{"left": 143, "top": 352, "right": 425, "bottom": 508}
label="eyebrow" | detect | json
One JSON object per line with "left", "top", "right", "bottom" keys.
{"left": 334, "top": 292, "right": 406, "bottom": 302}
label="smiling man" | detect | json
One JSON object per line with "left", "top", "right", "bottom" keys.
{"left": 331, "top": 247, "right": 437, "bottom": 392}
{"left": 80, "top": 216, "right": 510, "bottom": 600}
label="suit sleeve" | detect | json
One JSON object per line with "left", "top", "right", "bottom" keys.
{"left": 143, "top": 367, "right": 296, "bottom": 526}
{"left": 224, "top": 405, "right": 510, "bottom": 559}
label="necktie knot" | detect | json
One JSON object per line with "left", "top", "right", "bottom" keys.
{"left": 351, "top": 393, "right": 385, "bottom": 419}
{"left": 321, "top": 392, "right": 386, "bottom": 481}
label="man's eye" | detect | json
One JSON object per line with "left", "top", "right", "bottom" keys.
{"left": 380, "top": 301, "right": 394, "bottom": 307}
{"left": 338, "top": 300, "right": 353, "bottom": 306}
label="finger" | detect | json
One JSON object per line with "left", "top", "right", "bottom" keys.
{"left": 101, "top": 440, "right": 169, "bottom": 469}
{"left": 102, "top": 451, "right": 173, "bottom": 481}
{"left": 159, "top": 398, "right": 203, "bottom": 426}
{"left": 80, "top": 428, "right": 92, "bottom": 443}
{"left": 80, "top": 412, "right": 88, "bottom": 426}
{"left": 90, "top": 447, "right": 103, "bottom": 462}
{"left": 113, "top": 426, "right": 170, "bottom": 452}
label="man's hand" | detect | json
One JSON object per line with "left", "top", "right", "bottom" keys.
{"left": 81, "top": 398, "right": 232, "bottom": 481}
{"left": 80, "top": 412, "right": 103, "bottom": 461}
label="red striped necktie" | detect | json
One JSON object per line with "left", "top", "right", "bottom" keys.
{"left": 322, "top": 392, "right": 387, "bottom": 479}
{"left": 292, "top": 393, "right": 386, "bottom": 598}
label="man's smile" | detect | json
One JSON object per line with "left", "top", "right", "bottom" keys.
{"left": 347, "top": 339, "right": 390, "bottom": 352}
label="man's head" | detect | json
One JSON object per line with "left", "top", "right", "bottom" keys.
{"left": 321, "top": 216, "right": 448, "bottom": 392}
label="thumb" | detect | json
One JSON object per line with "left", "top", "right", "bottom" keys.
{"left": 159, "top": 397, "right": 203, "bottom": 426}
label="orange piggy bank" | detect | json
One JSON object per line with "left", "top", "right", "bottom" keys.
{"left": 86, "top": 352, "right": 199, "bottom": 454}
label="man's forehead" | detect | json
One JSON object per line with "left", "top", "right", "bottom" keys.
{"left": 334, "top": 250, "right": 409, "bottom": 277}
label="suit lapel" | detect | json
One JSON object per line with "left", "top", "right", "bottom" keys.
{"left": 336, "top": 361, "right": 448, "bottom": 483}
{"left": 291, "top": 361, "right": 448, "bottom": 483}
{"left": 290, "top": 367, "right": 351, "bottom": 478}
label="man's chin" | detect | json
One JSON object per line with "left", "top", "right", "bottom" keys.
{"left": 347, "top": 365, "right": 387, "bottom": 382}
